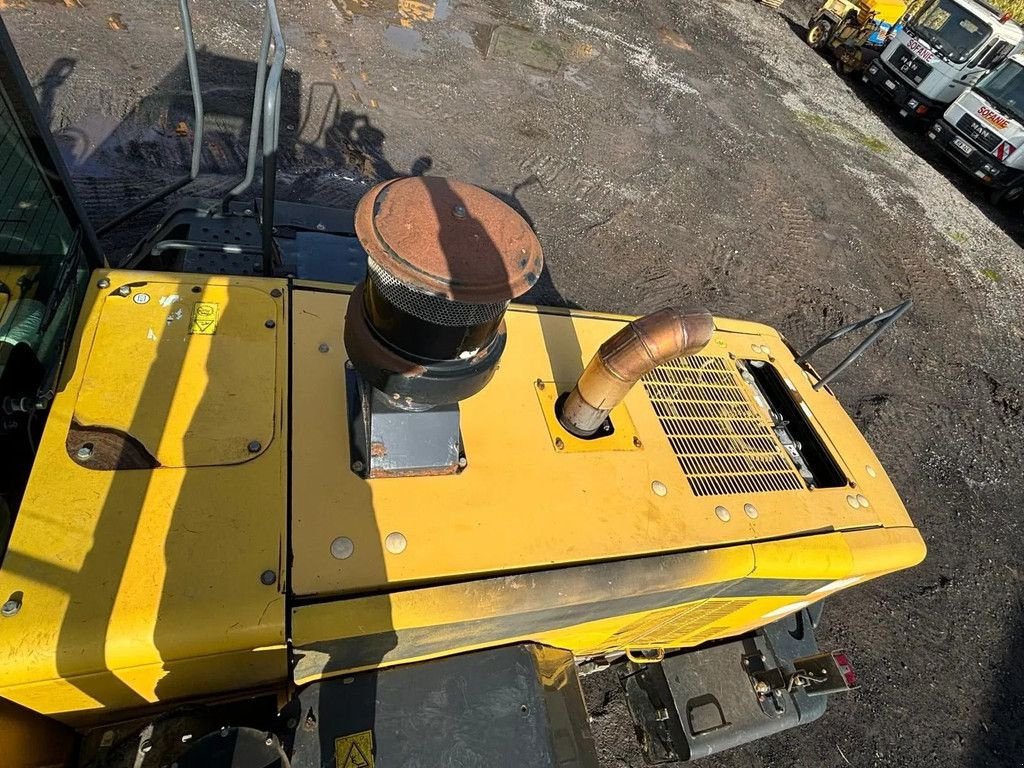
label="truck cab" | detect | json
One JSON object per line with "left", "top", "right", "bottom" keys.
{"left": 863, "top": 0, "right": 1022, "bottom": 118}
{"left": 928, "top": 53, "right": 1024, "bottom": 201}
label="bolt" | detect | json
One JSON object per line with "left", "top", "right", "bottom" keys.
{"left": 260, "top": 569, "right": 276, "bottom": 585}
{"left": 319, "top": 343, "right": 330, "bottom": 353}
{"left": 97, "top": 278, "right": 110, "bottom": 289}
{"left": 1, "top": 598, "right": 21, "bottom": 617}
{"left": 265, "top": 736, "right": 275, "bottom": 746}
{"left": 265, "top": 319, "right": 276, "bottom": 328}
{"left": 744, "top": 503, "right": 759, "bottom": 519}
{"left": 651, "top": 481, "right": 668, "bottom": 497}
{"left": 554, "top": 437, "right": 565, "bottom": 450}
{"left": 344, "top": 360, "right": 354, "bottom": 369}
{"left": 244, "top": 208, "right": 253, "bottom": 215}
{"left": 633, "top": 436, "right": 643, "bottom": 448}
{"left": 535, "top": 379, "right": 545, "bottom": 390}
{"left": 303, "top": 714, "right": 317, "bottom": 732}
{"left": 270, "top": 288, "right": 282, "bottom": 298}
{"left": 754, "top": 681, "right": 770, "bottom": 695}
{"left": 117, "top": 285, "right": 131, "bottom": 297}
{"left": 601, "top": 422, "right": 611, "bottom": 433}
{"left": 248, "top": 440, "right": 262, "bottom": 453}
{"left": 140, "top": 740, "right": 153, "bottom": 754}
{"left": 391, "top": 392, "right": 401, "bottom": 401}
{"left": 191, "top": 285, "right": 202, "bottom": 293}
{"left": 352, "top": 460, "right": 365, "bottom": 473}
{"left": 452, "top": 204, "right": 467, "bottom": 219}
{"left": 220, "top": 726, "right": 230, "bottom": 738}
{"left": 76, "top": 444, "right": 93, "bottom": 461}
{"left": 316, "top": 222, "right": 326, "bottom": 231}
{"left": 458, "top": 457, "right": 467, "bottom": 468}
{"left": 385, "top": 531, "right": 408, "bottom": 554}
{"left": 715, "top": 505, "right": 731, "bottom": 522}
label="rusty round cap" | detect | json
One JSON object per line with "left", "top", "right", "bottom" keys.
{"left": 355, "top": 176, "right": 544, "bottom": 304}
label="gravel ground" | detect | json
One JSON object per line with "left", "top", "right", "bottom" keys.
{"left": 3, "top": 0, "right": 1023, "bottom": 766}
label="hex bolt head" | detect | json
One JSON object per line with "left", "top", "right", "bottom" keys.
{"left": 554, "top": 437, "right": 565, "bottom": 450}
{"left": 318, "top": 343, "right": 330, "bottom": 353}
{"left": 452, "top": 204, "right": 467, "bottom": 219}
{"left": 265, "top": 319, "right": 276, "bottom": 329}
{"left": 633, "top": 436, "right": 643, "bottom": 449}
{"left": 265, "top": 736, "right": 275, "bottom": 746}
{"left": 458, "top": 457, "right": 468, "bottom": 468}
{"left": 1, "top": 598, "right": 21, "bottom": 617}
{"left": 117, "top": 285, "right": 131, "bottom": 297}
{"left": 535, "top": 379, "right": 545, "bottom": 390}
{"left": 351, "top": 460, "right": 365, "bottom": 473}
{"left": 76, "top": 444, "right": 93, "bottom": 461}
{"left": 97, "top": 278, "right": 110, "bottom": 289}
{"left": 260, "top": 569, "right": 276, "bottom": 586}
{"left": 248, "top": 440, "right": 262, "bottom": 453}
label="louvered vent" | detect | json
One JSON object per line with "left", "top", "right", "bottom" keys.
{"left": 642, "top": 355, "right": 805, "bottom": 496}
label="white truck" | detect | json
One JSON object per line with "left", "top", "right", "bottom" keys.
{"left": 928, "top": 53, "right": 1024, "bottom": 201}
{"left": 863, "top": 0, "right": 1023, "bottom": 120}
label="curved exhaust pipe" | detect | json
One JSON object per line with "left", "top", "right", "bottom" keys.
{"left": 557, "top": 307, "right": 714, "bottom": 437}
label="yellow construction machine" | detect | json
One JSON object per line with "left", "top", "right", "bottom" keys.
{"left": 0, "top": 3, "right": 924, "bottom": 766}
{"left": 807, "top": 0, "right": 909, "bottom": 73}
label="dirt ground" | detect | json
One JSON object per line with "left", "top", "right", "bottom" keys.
{"left": 3, "top": 0, "right": 1023, "bottom": 765}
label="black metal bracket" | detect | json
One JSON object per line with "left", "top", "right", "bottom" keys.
{"left": 796, "top": 299, "right": 912, "bottom": 390}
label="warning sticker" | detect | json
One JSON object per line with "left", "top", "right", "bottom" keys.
{"left": 335, "top": 730, "right": 374, "bottom": 768}
{"left": 189, "top": 302, "right": 219, "bottom": 335}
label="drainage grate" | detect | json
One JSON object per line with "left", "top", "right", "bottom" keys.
{"left": 642, "top": 355, "right": 805, "bottom": 496}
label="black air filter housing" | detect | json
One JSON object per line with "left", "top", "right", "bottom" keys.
{"left": 345, "top": 176, "right": 543, "bottom": 408}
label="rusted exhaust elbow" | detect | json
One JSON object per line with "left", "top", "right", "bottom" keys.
{"left": 558, "top": 307, "right": 714, "bottom": 437}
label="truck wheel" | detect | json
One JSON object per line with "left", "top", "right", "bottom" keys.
{"left": 989, "top": 185, "right": 1024, "bottom": 206}
{"left": 806, "top": 19, "right": 833, "bottom": 49}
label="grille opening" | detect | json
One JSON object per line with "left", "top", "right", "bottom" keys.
{"left": 743, "top": 360, "right": 846, "bottom": 490}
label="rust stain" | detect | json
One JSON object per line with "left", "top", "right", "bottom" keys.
{"left": 370, "top": 441, "right": 388, "bottom": 458}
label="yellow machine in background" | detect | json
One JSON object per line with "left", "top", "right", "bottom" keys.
{"left": 0, "top": 6, "right": 924, "bottom": 767}
{"left": 807, "top": 0, "right": 909, "bottom": 72}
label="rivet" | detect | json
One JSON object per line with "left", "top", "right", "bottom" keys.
{"left": 352, "top": 460, "right": 365, "bottom": 473}
{"left": 247, "top": 440, "right": 262, "bottom": 453}
{"left": 270, "top": 288, "right": 283, "bottom": 298}
{"left": 260, "top": 569, "right": 276, "bottom": 585}
{"left": 865, "top": 465, "right": 877, "bottom": 478}
{"left": 1, "top": 598, "right": 21, "bottom": 617}
{"left": 318, "top": 343, "right": 330, "bottom": 353}
{"left": 554, "top": 437, "right": 565, "bottom": 450}
{"left": 97, "top": 277, "right": 110, "bottom": 289}
{"left": 385, "top": 531, "right": 408, "bottom": 554}
{"left": 651, "top": 480, "right": 668, "bottom": 497}
{"left": 117, "top": 285, "right": 131, "bottom": 297}
{"left": 330, "top": 537, "right": 354, "bottom": 560}
{"left": 633, "top": 436, "right": 643, "bottom": 448}
{"left": 452, "top": 204, "right": 467, "bottom": 219}
{"left": 715, "top": 506, "right": 731, "bottom": 522}
{"left": 744, "top": 503, "right": 758, "bottom": 519}
{"left": 76, "top": 444, "right": 94, "bottom": 461}
{"left": 846, "top": 495, "right": 859, "bottom": 509}
{"left": 856, "top": 494, "right": 870, "bottom": 508}
{"left": 265, "top": 319, "right": 276, "bottom": 328}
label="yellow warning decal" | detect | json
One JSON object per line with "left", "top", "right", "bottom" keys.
{"left": 336, "top": 731, "right": 374, "bottom": 768}
{"left": 189, "top": 302, "right": 219, "bottom": 335}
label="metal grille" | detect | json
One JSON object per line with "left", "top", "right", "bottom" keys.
{"left": 607, "top": 598, "right": 757, "bottom": 647}
{"left": 367, "top": 257, "right": 508, "bottom": 327}
{"left": 643, "top": 355, "right": 805, "bottom": 496}
{"left": 891, "top": 44, "right": 932, "bottom": 85}
{"left": 956, "top": 113, "right": 1001, "bottom": 152}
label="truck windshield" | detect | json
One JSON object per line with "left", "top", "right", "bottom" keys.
{"left": 976, "top": 60, "right": 1024, "bottom": 123}
{"left": 907, "top": 0, "right": 991, "bottom": 63}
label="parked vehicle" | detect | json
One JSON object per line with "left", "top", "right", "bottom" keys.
{"left": 807, "top": 0, "right": 908, "bottom": 73}
{"left": 863, "top": 0, "right": 1023, "bottom": 118}
{"left": 928, "top": 53, "right": 1024, "bottom": 201}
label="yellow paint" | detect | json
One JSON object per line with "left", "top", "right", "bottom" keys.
{"left": 290, "top": 286, "right": 916, "bottom": 598}
{"left": 336, "top": 730, "right": 374, "bottom": 768}
{"left": 534, "top": 380, "right": 640, "bottom": 453}
{"left": 0, "top": 270, "right": 289, "bottom": 720}
{"left": 189, "top": 301, "right": 219, "bottom": 334}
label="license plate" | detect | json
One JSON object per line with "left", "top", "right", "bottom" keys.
{"left": 884, "top": 79, "right": 896, "bottom": 90}
{"left": 953, "top": 137, "right": 973, "bottom": 156}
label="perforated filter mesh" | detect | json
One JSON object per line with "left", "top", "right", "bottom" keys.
{"left": 642, "top": 355, "right": 805, "bottom": 497}
{"left": 367, "top": 257, "right": 508, "bottom": 327}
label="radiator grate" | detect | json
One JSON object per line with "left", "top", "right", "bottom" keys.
{"left": 643, "top": 355, "right": 805, "bottom": 496}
